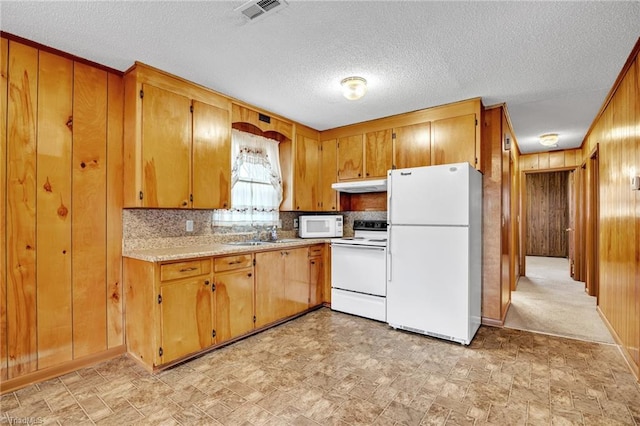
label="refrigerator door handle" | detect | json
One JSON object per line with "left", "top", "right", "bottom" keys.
{"left": 387, "top": 231, "right": 392, "bottom": 282}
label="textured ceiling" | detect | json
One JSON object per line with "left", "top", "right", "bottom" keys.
{"left": 2, "top": 1, "right": 639, "bottom": 154}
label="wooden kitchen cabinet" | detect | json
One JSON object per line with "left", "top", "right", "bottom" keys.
{"left": 337, "top": 134, "right": 364, "bottom": 180}
{"left": 365, "top": 129, "right": 393, "bottom": 178}
{"left": 124, "top": 257, "right": 214, "bottom": 369}
{"left": 124, "top": 63, "right": 231, "bottom": 208}
{"left": 159, "top": 275, "right": 213, "bottom": 364}
{"left": 320, "top": 139, "right": 338, "bottom": 211}
{"left": 255, "top": 246, "right": 310, "bottom": 327}
{"left": 393, "top": 122, "right": 431, "bottom": 169}
{"left": 213, "top": 254, "right": 255, "bottom": 343}
{"left": 294, "top": 133, "right": 321, "bottom": 211}
{"left": 432, "top": 114, "right": 477, "bottom": 167}
{"left": 293, "top": 132, "right": 338, "bottom": 212}
{"left": 308, "top": 245, "right": 325, "bottom": 307}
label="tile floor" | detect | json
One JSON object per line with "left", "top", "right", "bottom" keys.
{"left": 1, "top": 308, "right": 639, "bottom": 425}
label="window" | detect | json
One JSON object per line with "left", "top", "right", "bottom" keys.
{"left": 213, "top": 129, "right": 282, "bottom": 226}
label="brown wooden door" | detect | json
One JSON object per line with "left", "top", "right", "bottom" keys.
{"left": 141, "top": 83, "right": 191, "bottom": 208}
{"left": 432, "top": 114, "right": 476, "bottom": 166}
{"left": 365, "top": 129, "right": 393, "bottom": 178}
{"left": 214, "top": 268, "right": 254, "bottom": 343}
{"left": 192, "top": 100, "right": 231, "bottom": 209}
{"left": 283, "top": 247, "right": 311, "bottom": 316}
{"left": 393, "top": 122, "right": 431, "bottom": 169}
{"left": 0, "top": 37, "right": 7, "bottom": 381}
{"left": 294, "top": 134, "right": 320, "bottom": 210}
{"left": 526, "top": 171, "right": 570, "bottom": 257}
{"left": 160, "top": 277, "right": 213, "bottom": 364}
{"left": 255, "top": 250, "right": 285, "bottom": 328}
{"left": 320, "top": 139, "right": 338, "bottom": 211}
{"left": 337, "top": 134, "right": 363, "bottom": 180}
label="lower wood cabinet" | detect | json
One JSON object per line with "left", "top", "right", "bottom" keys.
{"left": 255, "top": 247, "right": 310, "bottom": 328}
{"left": 124, "top": 243, "right": 328, "bottom": 371}
{"left": 213, "top": 254, "right": 255, "bottom": 343}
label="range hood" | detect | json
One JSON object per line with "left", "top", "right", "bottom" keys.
{"left": 331, "top": 178, "right": 387, "bottom": 194}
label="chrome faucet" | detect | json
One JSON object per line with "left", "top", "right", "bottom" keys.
{"left": 269, "top": 225, "right": 278, "bottom": 241}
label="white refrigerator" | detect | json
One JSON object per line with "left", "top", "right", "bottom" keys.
{"left": 386, "top": 162, "right": 482, "bottom": 345}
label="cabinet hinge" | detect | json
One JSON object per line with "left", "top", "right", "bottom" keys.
{"left": 392, "top": 133, "right": 396, "bottom": 139}
{"left": 211, "top": 283, "right": 216, "bottom": 292}
{"left": 157, "top": 294, "right": 162, "bottom": 304}
{"left": 190, "top": 194, "right": 193, "bottom": 202}
{"left": 337, "top": 142, "right": 340, "bottom": 148}
{"left": 190, "top": 105, "right": 194, "bottom": 113}
{"left": 475, "top": 119, "right": 478, "bottom": 126}
{"left": 140, "top": 90, "right": 144, "bottom": 99}
{"left": 475, "top": 157, "right": 478, "bottom": 165}
{"left": 253, "top": 258, "right": 256, "bottom": 266}
{"left": 139, "top": 191, "right": 143, "bottom": 200}
{"left": 159, "top": 347, "right": 163, "bottom": 357}
{"left": 212, "top": 329, "right": 216, "bottom": 338}
{"left": 253, "top": 315, "right": 256, "bottom": 323}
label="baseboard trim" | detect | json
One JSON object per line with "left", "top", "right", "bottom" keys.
{"left": 0, "top": 345, "right": 126, "bottom": 395}
{"left": 596, "top": 307, "right": 639, "bottom": 382}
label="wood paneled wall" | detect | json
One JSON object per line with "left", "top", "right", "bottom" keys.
{"left": 581, "top": 44, "right": 639, "bottom": 378}
{"left": 525, "top": 171, "right": 569, "bottom": 257}
{"left": 1, "top": 37, "right": 124, "bottom": 391}
{"left": 480, "top": 104, "right": 518, "bottom": 326}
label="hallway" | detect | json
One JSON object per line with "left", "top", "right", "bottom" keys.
{"left": 504, "top": 256, "right": 615, "bottom": 344}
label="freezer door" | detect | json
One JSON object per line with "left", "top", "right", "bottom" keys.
{"left": 387, "top": 225, "right": 470, "bottom": 342}
{"left": 389, "top": 163, "right": 470, "bottom": 226}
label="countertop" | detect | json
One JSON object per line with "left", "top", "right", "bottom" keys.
{"left": 123, "top": 238, "right": 330, "bottom": 262}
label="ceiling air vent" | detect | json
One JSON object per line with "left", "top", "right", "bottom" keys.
{"left": 236, "top": 0, "right": 289, "bottom": 22}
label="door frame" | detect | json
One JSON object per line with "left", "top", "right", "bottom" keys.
{"left": 585, "top": 144, "right": 599, "bottom": 299}
{"left": 519, "top": 166, "right": 578, "bottom": 277}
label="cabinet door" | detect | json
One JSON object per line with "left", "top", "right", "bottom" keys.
{"left": 192, "top": 100, "right": 231, "bottom": 209}
{"left": 255, "top": 250, "right": 285, "bottom": 328}
{"left": 283, "top": 247, "right": 311, "bottom": 316}
{"left": 337, "top": 135, "right": 363, "bottom": 180}
{"left": 294, "top": 134, "right": 320, "bottom": 211}
{"left": 320, "top": 139, "right": 338, "bottom": 211}
{"left": 393, "top": 122, "right": 431, "bottom": 169}
{"left": 365, "top": 129, "right": 393, "bottom": 178}
{"left": 159, "top": 276, "right": 213, "bottom": 364}
{"left": 309, "top": 256, "right": 323, "bottom": 307}
{"left": 432, "top": 114, "right": 476, "bottom": 167}
{"left": 141, "top": 84, "right": 191, "bottom": 208}
{"left": 214, "top": 268, "right": 254, "bottom": 343}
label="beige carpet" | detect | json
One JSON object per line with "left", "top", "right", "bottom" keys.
{"left": 504, "top": 256, "right": 615, "bottom": 344}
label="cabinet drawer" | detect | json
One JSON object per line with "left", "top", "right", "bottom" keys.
{"left": 160, "top": 259, "right": 211, "bottom": 281}
{"left": 214, "top": 254, "right": 253, "bottom": 272}
{"left": 309, "top": 245, "right": 324, "bottom": 257}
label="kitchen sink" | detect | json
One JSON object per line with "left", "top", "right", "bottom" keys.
{"left": 226, "top": 241, "right": 270, "bottom": 246}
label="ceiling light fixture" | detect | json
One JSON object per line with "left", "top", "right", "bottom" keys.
{"left": 539, "top": 133, "right": 559, "bottom": 147}
{"left": 341, "top": 76, "right": 367, "bottom": 100}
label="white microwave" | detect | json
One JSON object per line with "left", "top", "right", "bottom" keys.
{"left": 299, "top": 215, "right": 343, "bottom": 238}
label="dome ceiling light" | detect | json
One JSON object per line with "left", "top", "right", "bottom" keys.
{"left": 539, "top": 133, "right": 559, "bottom": 147}
{"left": 341, "top": 76, "right": 367, "bottom": 100}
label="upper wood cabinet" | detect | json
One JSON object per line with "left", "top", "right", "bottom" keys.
{"left": 432, "top": 114, "right": 477, "bottom": 167}
{"left": 124, "top": 63, "right": 231, "bottom": 209}
{"left": 337, "top": 134, "right": 364, "bottom": 180}
{"left": 393, "top": 122, "right": 431, "bottom": 169}
{"left": 292, "top": 132, "right": 338, "bottom": 212}
{"left": 365, "top": 129, "right": 393, "bottom": 178}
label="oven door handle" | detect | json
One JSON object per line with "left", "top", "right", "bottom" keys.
{"left": 331, "top": 244, "right": 385, "bottom": 251}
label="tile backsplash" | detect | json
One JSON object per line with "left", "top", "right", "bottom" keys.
{"left": 123, "top": 209, "right": 387, "bottom": 249}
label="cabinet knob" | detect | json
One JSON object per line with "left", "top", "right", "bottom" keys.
{"left": 182, "top": 201, "right": 188, "bottom": 207}
{"left": 358, "top": 173, "right": 361, "bottom": 177}
{"left": 204, "top": 280, "right": 210, "bottom": 285}
{"left": 248, "top": 273, "right": 252, "bottom": 277}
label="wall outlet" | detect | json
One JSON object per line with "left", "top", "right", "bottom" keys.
{"left": 293, "top": 218, "right": 299, "bottom": 229}
{"left": 186, "top": 220, "right": 194, "bottom": 232}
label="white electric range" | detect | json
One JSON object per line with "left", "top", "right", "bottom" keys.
{"left": 330, "top": 220, "right": 388, "bottom": 322}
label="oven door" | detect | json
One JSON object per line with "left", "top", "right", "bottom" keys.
{"left": 331, "top": 244, "right": 386, "bottom": 296}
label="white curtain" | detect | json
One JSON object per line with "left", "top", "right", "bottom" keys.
{"left": 213, "top": 129, "right": 282, "bottom": 226}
